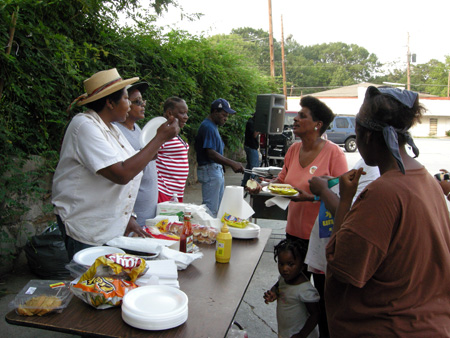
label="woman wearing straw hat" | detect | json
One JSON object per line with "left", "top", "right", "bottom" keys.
{"left": 52, "top": 69, "right": 179, "bottom": 259}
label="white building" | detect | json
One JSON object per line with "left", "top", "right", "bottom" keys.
{"left": 286, "top": 83, "right": 450, "bottom": 137}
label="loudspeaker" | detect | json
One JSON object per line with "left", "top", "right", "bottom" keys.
{"left": 254, "top": 94, "right": 285, "bottom": 134}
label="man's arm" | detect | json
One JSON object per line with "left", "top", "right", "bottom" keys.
{"left": 205, "top": 148, "right": 244, "bottom": 173}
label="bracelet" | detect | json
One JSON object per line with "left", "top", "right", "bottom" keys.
{"left": 131, "top": 212, "right": 137, "bottom": 219}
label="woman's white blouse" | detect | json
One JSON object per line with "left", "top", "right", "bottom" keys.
{"left": 52, "top": 111, "right": 142, "bottom": 245}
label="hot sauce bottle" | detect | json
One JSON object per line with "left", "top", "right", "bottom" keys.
{"left": 180, "top": 208, "right": 194, "bottom": 253}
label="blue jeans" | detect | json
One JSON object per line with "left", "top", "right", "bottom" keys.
{"left": 57, "top": 215, "right": 92, "bottom": 261}
{"left": 241, "top": 146, "right": 260, "bottom": 186}
{"left": 197, "top": 163, "right": 224, "bottom": 218}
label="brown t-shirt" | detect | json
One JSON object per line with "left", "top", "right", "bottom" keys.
{"left": 325, "top": 167, "right": 450, "bottom": 337}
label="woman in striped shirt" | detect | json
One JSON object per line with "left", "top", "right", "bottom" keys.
{"left": 156, "top": 97, "right": 190, "bottom": 202}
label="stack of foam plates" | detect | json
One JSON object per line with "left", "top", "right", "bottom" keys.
{"left": 122, "top": 285, "right": 188, "bottom": 330}
{"left": 228, "top": 222, "right": 260, "bottom": 239}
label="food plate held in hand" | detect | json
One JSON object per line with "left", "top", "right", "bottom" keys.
{"left": 264, "top": 183, "right": 298, "bottom": 196}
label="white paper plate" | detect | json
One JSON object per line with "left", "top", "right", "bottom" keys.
{"left": 122, "top": 305, "right": 188, "bottom": 330}
{"left": 73, "top": 246, "right": 125, "bottom": 267}
{"left": 228, "top": 222, "right": 260, "bottom": 239}
{"left": 140, "top": 116, "right": 167, "bottom": 147}
{"left": 122, "top": 285, "right": 188, "bottom": 318}
{"left": 262, "top": 186, "right": 299, "bottom": 197}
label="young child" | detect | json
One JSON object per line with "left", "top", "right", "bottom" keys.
{"left": 264, "top": 238, "right": 320, "bottom": 338}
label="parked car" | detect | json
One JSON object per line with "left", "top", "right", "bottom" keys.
{"left": 325, "top": 115, "right": 357, "bottom": 152}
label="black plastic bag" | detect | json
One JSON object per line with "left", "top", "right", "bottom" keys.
{"left": 24, "top": 224, "right": 71, "bottom": 279}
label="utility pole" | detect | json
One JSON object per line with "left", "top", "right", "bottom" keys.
{"left": 268, "top": 0, "right": 275, "bottom": 78}
{"left": 448, "top": 71, "right": 450, "bottom": 97}
{"left": 281, "top": 15, "right": 287, "bottom": 109}
{"left": 406, "top": 32, "right": 411, "bottom": 91}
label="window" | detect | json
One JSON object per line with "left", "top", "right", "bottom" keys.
{"left": 335, "top": 118, "right": 349, "bottom": 128}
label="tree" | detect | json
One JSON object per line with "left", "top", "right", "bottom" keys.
{"left": 0, "top": 0, "right": 274, "bottom": 259}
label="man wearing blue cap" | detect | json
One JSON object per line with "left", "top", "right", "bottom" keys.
{"left": 195, "top": 98, "right": 244, "bottom": 217}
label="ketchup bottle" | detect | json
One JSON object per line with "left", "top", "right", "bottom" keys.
{"left": 180, "top": 208, "right": 194, "bottom": 253}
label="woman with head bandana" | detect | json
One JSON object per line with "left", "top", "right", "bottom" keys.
{"left": 324, "top": 86, "right": 450, "bottom": 337}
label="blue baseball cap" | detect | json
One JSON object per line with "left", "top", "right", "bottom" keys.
{"left": 211, "top": 98, "right": 236, "bottom": 114}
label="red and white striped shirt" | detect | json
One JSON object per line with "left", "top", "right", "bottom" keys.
{"left": 156, "top": 136, "right": 189, "bottom": 198}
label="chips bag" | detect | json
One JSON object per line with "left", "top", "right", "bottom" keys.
{"left": 221, "top": 213, "right": 249, "bottom": 229}
{"left": 71, "top": 277, "right": 137, "bottom": 309}
{"left": 79, "top": 253, "right": 147, "bottom": 282}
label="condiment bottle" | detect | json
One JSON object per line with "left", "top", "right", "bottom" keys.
{"left": 180, "top": 208, "right": 194, "bottom": 253}
{"left": 169, "top": 193, "right": 179, "bottom": 203}
{"left": 215, "top": 223, "right": 232, "bottom": 263}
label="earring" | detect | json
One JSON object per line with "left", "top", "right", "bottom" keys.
{"left": 314, "top": 127, "right": 318, "bottom": 130}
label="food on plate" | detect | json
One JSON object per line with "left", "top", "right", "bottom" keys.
{"left": 268, "top": 183, "right": 298, "bottom": 195}
{"left": 71, "top": 276, "right": 138, "bottom": 309}
{"left": 17, "top": 295, "right": 62, "bottom": 316}
{"left": 246, "top": 179, "right": 258, "bottom": 190}
{"left": 221, "top": 213, "right": 249, "bottom": 229}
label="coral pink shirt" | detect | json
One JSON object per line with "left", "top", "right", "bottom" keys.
{"left": 278, "top": 141, "right": 348, "bottom": 239}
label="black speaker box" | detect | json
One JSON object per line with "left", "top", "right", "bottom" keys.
{"left": 254, "top": 94, "right": 285, "bottom": 134}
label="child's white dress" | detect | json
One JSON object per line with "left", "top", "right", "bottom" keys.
{"left": 277, "top": 276, "right": 320, "bottom": 338}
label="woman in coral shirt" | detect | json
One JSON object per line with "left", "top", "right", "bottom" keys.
{"left": 251, "top": 96, "right": 347, "bottom": 338}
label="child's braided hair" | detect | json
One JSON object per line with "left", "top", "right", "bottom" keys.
{"left": 274, "top": 238, "right": 308, "bottom": 263}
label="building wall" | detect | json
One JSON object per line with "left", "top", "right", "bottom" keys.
{"left": 287, "top": 94, "right": 450, "bottom": 137}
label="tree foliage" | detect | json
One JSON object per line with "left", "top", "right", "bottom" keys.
{"left": 0, "top": 0, "right": 274, "bottom": 232}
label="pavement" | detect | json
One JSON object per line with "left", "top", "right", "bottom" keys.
{"left": 1, "top": 138, "right": 449, "bottom": 337}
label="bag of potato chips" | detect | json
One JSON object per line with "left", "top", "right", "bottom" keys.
{"left": 71, "top": 277, "right": 137, "bottom": 309}
{"left": 79, "top": 253, "right": 147, "bottom": 282}
{"left": 221, "top": 213, "right": 249, "bottom": 229}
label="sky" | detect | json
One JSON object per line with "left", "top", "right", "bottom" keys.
{"left": 149, "top": 0, "right": 450, "bottom": 67}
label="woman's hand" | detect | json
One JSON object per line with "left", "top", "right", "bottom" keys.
{"left": 155, "top": 116, "right": 180, "bottom": 142}
{"left": 289, "top": 189, "right": 314, "bottom": 202}
{"left": 124, "top": 217, "right": 152, "bottom": 238}
{"left": 309, "top": 176, "right": 333, "bottom": 196}
{"left": 245, "top": 177, "right": 276, "bottom": 195}
{"left": 439, "top": 180, "right": 450, "bottom": 201}
{"left": 338, "top": 168, "right": 364, "bottom": 202}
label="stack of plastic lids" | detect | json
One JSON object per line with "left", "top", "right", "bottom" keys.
{"left": 121, "top": 285, "right": 188, "bottom": 330}
{"left": 228, "top": 222, "right": 260, "bottom": 239}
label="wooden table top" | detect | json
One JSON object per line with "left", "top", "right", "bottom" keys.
{"left": 6, "top": 228, "right": 271, "bottom": 338}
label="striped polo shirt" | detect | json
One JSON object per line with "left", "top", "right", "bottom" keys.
{"left": 156, "top": 136, "right": 189, "bottom": 198}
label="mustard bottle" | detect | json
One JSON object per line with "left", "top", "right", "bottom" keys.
{"left": 215, "top": 223, "right": 232, "bottom": 263}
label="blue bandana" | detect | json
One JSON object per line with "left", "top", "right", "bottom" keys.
{"left": 356, "top": 115, "right": 419, "bottom": 174}
{"left": 377, "top": 87, "right": 418, "bottom": 109}
{"left": 357, "top": 86, "right": 420, "bottom": 174}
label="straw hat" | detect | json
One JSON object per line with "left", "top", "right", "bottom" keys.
{"left": 76, "top": 68, "right": 139, "bottom": 106}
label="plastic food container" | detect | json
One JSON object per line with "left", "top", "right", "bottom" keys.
{"left": 9, "top": 280, "right": 73, "bottom": 316}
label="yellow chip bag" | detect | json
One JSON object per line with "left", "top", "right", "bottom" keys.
{"left": 155, "top": 218, "right": 170, "bottom": 232}
{"left": 71, "top": 276, "right": 137, "bottom": 309}
{"left": 221, "top": 213, "right": 249, "bottom": 229}
{"left": 79, "top": 253, "right": 147, "bottom": 282}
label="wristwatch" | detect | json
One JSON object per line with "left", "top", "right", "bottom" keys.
{"left": 131, "top": 212, "right": 137, "bottom": 219}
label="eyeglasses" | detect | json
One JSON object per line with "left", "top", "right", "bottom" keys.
{"left": 131, "top": 99, "right": 146, "bottom": 107}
